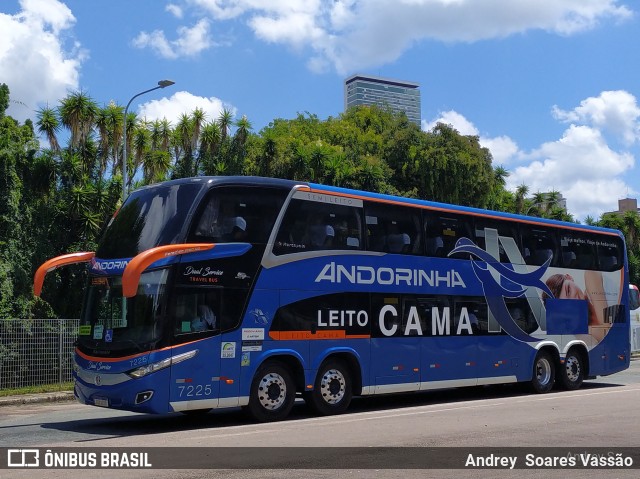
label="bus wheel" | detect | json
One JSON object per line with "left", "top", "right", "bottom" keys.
{"left": 247, "top": 362, "right": 295, "bottom": 422}
{"left": 557, "top": 349, "right": 584, "bottom": 390}
{"left": 305, "top": 360, "right": 352, "bottom": 416}
{"left": 530, "top": 350, "right": 555, "bottom": 393}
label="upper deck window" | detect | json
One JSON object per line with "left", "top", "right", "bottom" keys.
{"left": 364, "top": 202, "right": 422, "bottom": 254}
{"left": 189, "top": 186, "right": 288, "bottom": 244}
{"left": 273, "top": 193, "right": 363, "bottom": 255}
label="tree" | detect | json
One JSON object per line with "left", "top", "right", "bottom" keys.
{"left": 59, "top": 91, "right": 98, "bottom": 150}
{"left": 515, "top": 184, "right": 529, "bottom": 214}
{"left": 36, "top": 106, "right": 61, "bottom": 152}
{"left": 0, "top": 84, "right": 53, "bottom": 318}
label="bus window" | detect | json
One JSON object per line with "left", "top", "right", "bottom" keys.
{"left": 559, "top": 232, "right": 599, "bottom": 270}
{"left": 473, "top": 219, "right": 519, "bottom": 263}
{"left": 505, "top": 298, "right": 538, "bottom": 334}
{"left": 172, "top": 286, "right": 247, "bottom": 336}
{"left": 424, "top": 212, "right": 473, "bottom": 258}
{"left": 273, "top": 198, "right": 363, "bottom": 255}
{"left": 596, "top": 236, "right": 623, "bottom": 272}
{"left": 190, "top": 187, "right": 287, "bottom": 244}
{"left": 364, "top": 202, "right": 422, "bottom": 254}
{"left": 520, "top": 226, "right": 559, "bottom": 267}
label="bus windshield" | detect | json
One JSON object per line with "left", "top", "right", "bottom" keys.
{"left": 77, "top": 269, "right": 169, "bottom": 352}
{"left": 97, "top": 182, "right": 202, "bottom": 259}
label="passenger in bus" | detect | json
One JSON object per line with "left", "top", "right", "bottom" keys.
{"left": 385, "top": 222, "right": 410, "bottom": 253}
{"left": 306, "top": 215, "right": 335, "bottom": 249}
{"left": 542, "top": 271, "right": 611, "bottom": 342}
{"left": 224, "top": 216, "right": 247, "bottom": 242}
{"left": 198, "top": 304, "right": 217, "bottom": 329}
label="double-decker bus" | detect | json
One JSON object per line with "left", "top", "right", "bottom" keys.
{"left": 34, "top": 176, "right": 630, "bottom": 422}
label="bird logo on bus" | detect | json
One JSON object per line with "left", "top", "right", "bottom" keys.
{"left": 449, "top": 236, "right": 553, "bottom": 343}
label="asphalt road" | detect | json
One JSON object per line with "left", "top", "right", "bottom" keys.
{"left": 2, "top": 359, "right": 640, "bottom": 478}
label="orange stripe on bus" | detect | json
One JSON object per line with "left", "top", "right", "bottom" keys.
{"left": 269, "top": 331, "right": 371, "bottom": 340}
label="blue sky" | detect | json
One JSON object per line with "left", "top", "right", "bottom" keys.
{"left": 1, "top": 0, "right": 639, "bottom": 221}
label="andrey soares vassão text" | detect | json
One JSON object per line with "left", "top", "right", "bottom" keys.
{"left": 465, "top": 452, "right": 634, "bottom": 469}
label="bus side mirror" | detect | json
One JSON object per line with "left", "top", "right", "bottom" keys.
{"left": 33, "top": 252, "right": 95, "bottom": 296}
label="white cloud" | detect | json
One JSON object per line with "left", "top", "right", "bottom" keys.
{"left": 0, "top": 0, "right": 85, "bottom": 122}
{"left": 137, "top": 91, "right": 236, "bottom": 126}
{"left": 553, "top": 90, "right": 640, "bottom": 146}
{"left": 506, "top": 124, "right": 635, "bottom": 218}
{"left": 424, "top": 98, "right": 639, "bottom": 220}
{"left": 423, "top": 110, "right": 479, "bottom": 136}
{"left": 166, "top": 4, "right": 184, "bottom": 19}
{"left": 187, "top": 0, "right": 631, "bottom": 74}
{"left": 133, "top": 19, "right": 212, "bottom": 59}
{"left": 481, "top": 136, "right": 520, "bottom": 166}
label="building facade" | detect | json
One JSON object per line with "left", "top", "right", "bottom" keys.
{"left": 606, "top": 198, "right": 640, "bottom": 215}
{"left": 344, "top": 74, "right": 421, "bottom": 126}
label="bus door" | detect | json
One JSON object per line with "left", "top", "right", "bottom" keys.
{"left": 371, "top": 295, "right": 421, "bottom": 393}
{"left": 168, "top": 284, "right": 222, "bottom": 412}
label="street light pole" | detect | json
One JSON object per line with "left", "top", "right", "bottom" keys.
{"left": 122, "top": 79, "right": 175, "bottom": 202}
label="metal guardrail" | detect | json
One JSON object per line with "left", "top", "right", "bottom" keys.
{"left": 0, "top": 319, "right": 79, "bottom": 390}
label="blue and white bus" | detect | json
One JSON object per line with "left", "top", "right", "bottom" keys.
{"left": 35, "top": 176, "right": 631, "bottom": 421}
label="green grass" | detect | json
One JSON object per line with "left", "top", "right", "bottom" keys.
{"left": 0, "top": 382, "right": 73, "bottom": 397}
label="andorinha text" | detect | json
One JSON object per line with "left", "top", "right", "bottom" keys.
{"left": 315, "top": 262, "right": 466, "bottom": 288}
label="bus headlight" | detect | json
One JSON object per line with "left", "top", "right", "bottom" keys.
{"left": 127, "top": 350, "right": 198, "bottom": 379}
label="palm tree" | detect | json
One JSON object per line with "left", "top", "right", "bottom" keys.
{"left": 122, "top": 110, "right": 138, "bottom": 184}
{"left": 95, "top": 102, "right": 123, "bottom": 179}
{"left": 143, "top": 150, "right": 172, "bottom": 184}
{"left": 159, "top": 118, "right": 172, "bottom": 152}
{"left": 234, "top": 115, "right": 252, "bottom": 147}
{"left": 191, "top": 108, "right": 206, "bottom": 152}
{"left": 515, "top": 184, "right": 529, "bottom": 214}
{"left": 218, "top": 108, "right": 233, "bottom": 142}
{"left": 58, "top": 91, "right": 98, "bottom": 149}
{"left": 131, "top": 122, "right": 151, "bottom": 184}
{"left": 200, "top": 121, "right": 221, "bottom": 156}
{"left": 199, "top": 121, "right": 221, "bottom": 175}
{"left": 36, "top": 106, "right": 61, "bottom": 152}
{"left": 172, "top": 113, "right": 195, "bottom": 178}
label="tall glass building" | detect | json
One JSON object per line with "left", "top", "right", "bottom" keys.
{"left": 344, "top": 74, "right": 421, "bottom": 126}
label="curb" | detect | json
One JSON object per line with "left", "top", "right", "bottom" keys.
{"left": 0, "top": 391, "right": 75, "bottom": 407}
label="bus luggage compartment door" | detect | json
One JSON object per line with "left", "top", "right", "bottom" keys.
{"left": 169, "top": 336, "right": 221, "bottom": 412}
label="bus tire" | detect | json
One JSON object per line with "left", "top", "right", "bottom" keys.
{"left": 305, "top": 359, "right": 353, "bottom": 416}
{"left": 530, "top": 350, "right": 555, "bottom": 393}
{"left": 247, "top": 361, "right": 295, "bottom": 422}
{"left": 557, "top": 349, "right": 584, "bottom": 390}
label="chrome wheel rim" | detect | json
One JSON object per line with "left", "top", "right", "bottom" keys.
{"left": 565, "top": 356, "right": 581, "bottom": 383}
{"left": 319, "top": 368, "right": 346, "bottom": 405}
{"left": 536, "top": 357, "right": 552, "bottom": 386}
{"left": 257, "top": 373, "right": 287, "bottom": 410}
